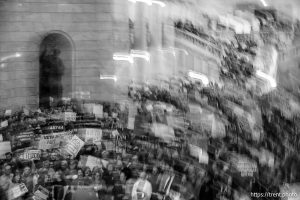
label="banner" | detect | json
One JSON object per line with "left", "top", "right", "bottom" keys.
{"left": 0, "top": 141, "right": 11, "bottom": 158}
{"left": 38, "top": 131, "right": 73, "bottom": 150}
{"left": 19, "top": 150, "right": 41, "bottom": 160}
{"left": 65, "top": 135, "right": 85, "bottom": 157}
{"left": 63, "top": 112, "right": 76, "bottom": 122}
{"left": 7, "top": 183, "right": 28, "bottom": 200}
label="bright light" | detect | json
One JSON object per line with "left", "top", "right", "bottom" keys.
{"left": 100, "top": 75, "right": 118, "bottom": 82}
{"left": 128, "top": 0, "right": 152, "bottom": 5}
{"left": 128, "top": 0, "right": 165, "bottom": 7}
{"left": 113, "top": 53, "right": 134, "bottom": 64}
{"left": 256, "top": 70, "right": 277, "bottom": 88}
{"left": 152, "top": 0, "right": 165, "bottom": 7}
{"left": 188, "top": 71, "right": 209, "bottom": 86}
{"left": 260, "top": 0, "right": 268, "bottom": 7}
{"left": 130, "top": 50, "right": 150, "bottom": 62}
{"left": 1, "top": 53, "right": 22, "bottom": 62}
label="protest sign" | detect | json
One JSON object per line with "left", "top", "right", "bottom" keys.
{"left": 65, "top": 135, "right": 84, "bottom": 157}
{"left": 93, "top": 104, "right": 103, "bottom": 118}
{"left": 0, "top": 141, "right": 11, "bottom": 158}
{"left": 127, "top": 117, "right": 135, "bottom": 130}
{"left": 23, "top": 108, "right": 29, "bottom": 116}
{"left": 79, "top": 128, "right": 102, "bottom": 143}
{"left": 151, "top": 123, "right": 175, "bottom": 142}
{"left": 188, "top": 144, "right": 208, "bottom": 164}
{"left": 7, "top": 183, "right": 28, "bottom": 200}
{"left": 34, "top": 186, "right": 49, "bottom": 200}
{"left": 211, "top": 117, "right": 226, "bottom": 138}
{"left": 19, "top": 150, "right": 41, "bottom": 160}
{"left": 0, "top": 120, "right": 8, "bottom": 128}
{"left": 86, "top": 156, "right": 102, "bottom": 170}
{"left": 38, "top": 131, "right": 73, "bottom": 150}
{"left": 5, "top": 109, "right": 12, "bottom": 116}
{"left": 63, "top": 112, "right": 76, "bottom": 122}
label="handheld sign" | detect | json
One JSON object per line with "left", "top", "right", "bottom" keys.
{"left": 0, "top": 141, "right": 12, "bottom": 159}
{"left": 63, "top": 112, "right": 76, "bottom": 122}
{"left": 65, "top": 135, "right": 85, "bottom": 157}
{"left": 127, "top": 117, "right": 135, "bottom": 130}
{"left": 19, "top": 150, "right": 41, "bottom": 160}
{"left": 93, "top": 104, "right": 103, "bottom": 118}
{"left": 0, "top": 120, "right": 8, "bottom": 128}
{"left": 34, "top": 186, "right": 49, "bottom": 200}
{"left": 7, "top": 183, "right": 28, "bottom": 200}
{"left": 5, "top": 109, "right": 12, "bottom": 116}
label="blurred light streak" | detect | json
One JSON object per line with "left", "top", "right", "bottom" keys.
{"left": 1, "top": 53, "right": 21, "bottom": 62}
{"left": 256, "top": 70, "right": 277, "bottom": 88}
{"left": 188, "top": 71, "right": 209, "bottom": 86}
{"left": 128, "top": 0, "right": 165, "bottom": 7}
{"left": 152, "top": 0, "right": 165, "bottom": 7}
{"left": 260, "top": 0, "right": 268, "bottom": 7}
{"left": 100, "top": 75, "right": 118, "bottom": 82}
{"left": 113, "top": 53, "right": 134, "bottom": 64}
{"left": 130, "top": 50, "right": 150, "bottom": 62}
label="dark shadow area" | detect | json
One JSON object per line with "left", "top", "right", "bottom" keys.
{"left": 39, "top": 33, "right": 72, "bottom": 108}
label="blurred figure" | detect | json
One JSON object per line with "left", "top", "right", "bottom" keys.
{"left": 132, "top": 172, "right": 152, "bottom": 200}
{"left": 39, "top": 47, "right": 65, "bottom": 107}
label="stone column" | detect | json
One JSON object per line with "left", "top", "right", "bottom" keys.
{"left": 133, "top": 2, "right": 147, "bottom": 50}
{"left": 149, "top": 5, "right": 163, "bottom": 48}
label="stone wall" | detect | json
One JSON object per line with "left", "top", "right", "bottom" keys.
{"left": 0, "top": 0, "right": 129, "bottom": 111}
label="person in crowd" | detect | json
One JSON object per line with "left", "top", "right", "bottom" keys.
{"left": 132, "top": 171, "right": 152, "bottom": 200}
{"left": 112, "top": 172, "right": 127, "bottom": 200}
{"left": 179, "top": 174, "right": 195, "bottom": 200}
{"left": 198, "top": 173, "right": 214, "bottom": 200}
{"left": 22, "top": 166, "right": 34, "bottom": 194}
{"left": 52, "top": 171, "right": 66, "bottom": 200}
{"left": 147, "top": 166, "right": 159, "bottom": 193}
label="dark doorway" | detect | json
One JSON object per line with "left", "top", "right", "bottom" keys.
{"left": 39, "top": 32, "right": 73, "bottom": 108}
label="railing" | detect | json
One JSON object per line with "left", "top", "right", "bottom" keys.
{"left": 175, "top": 28, "right": 223, "bottom": 59}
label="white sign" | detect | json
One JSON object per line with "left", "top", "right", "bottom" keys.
{"left": 34, "top": 186, "right": 49, "bottom": 200}
{"left": 189, "top": 144, "right": 209, "bottom": 164}
{"left": 0, "top": 120, "right": 8, "bottom": 128}
{"left": 63, "top": 112, "right": 76, "bottom": 122}
{"left": 86, "top": 156, "right": 102, "bottom": 170}
{"left": 5, "top": 109, "right": 12, "bottom": 116}
{"left": 65, "top": 135, "right": 85, "bottom": 157}
{"left": 20, "top": 150, "right": 41, "bottom": 160}
{"left": 84, "top": 128, "right": 102, "bottom": 143}
{"left": 151, "top": 123, "right": 175, "bottom": 142}
{"left": 23, "top": 108, "right": 29, "bottom": 116}
{"left": 8, "top": 183, "right": 28, "bottom": 200}
{"left": 38, "top": 131, "right": 73, "bottom": 150}
{"left": 0, "top": 141, "right": 11, "bottom": 158}
{"left": 127, "top": 117, "right": 135, "bottom": 130}
{"left": 93, "top": 104, "right": 103, "bottom": 118}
